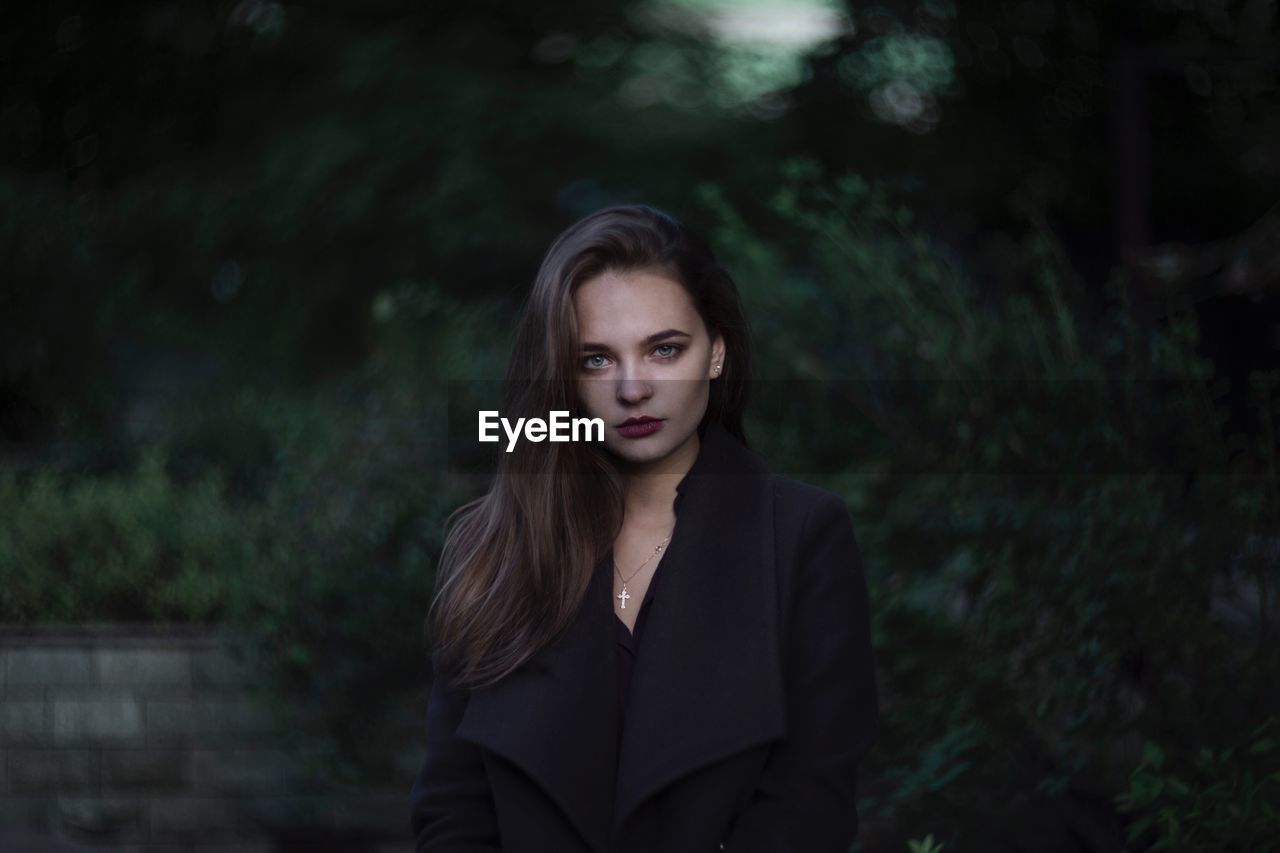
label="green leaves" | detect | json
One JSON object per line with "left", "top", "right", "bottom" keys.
{"left": 0, "top": 448, "right": 249, "bottom": 623}
{"left": 1116, "top": 719, "right": 1280, "bottom": 851}
{"left": 907, "top": 833, "right": 946, "bottom": 853}
{"left": 702, "top": 159, "right": 1280, "bottom": 849}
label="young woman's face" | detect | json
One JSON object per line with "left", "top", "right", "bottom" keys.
{"left": 572, "top": 268, "right": 725, "bottom": 469}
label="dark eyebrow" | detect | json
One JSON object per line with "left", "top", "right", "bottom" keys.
{"left": 581, "top": 328, "right": 692, "bottom": 352}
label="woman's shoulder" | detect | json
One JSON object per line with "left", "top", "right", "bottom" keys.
{"left": 768, "top": 472, "right": 849, "bottom": 513}
{"left": 766, "top": 473, "right": 854, "bottom": 538}
{"left": 763, "top": 474, "right": 864, "bottom": 597}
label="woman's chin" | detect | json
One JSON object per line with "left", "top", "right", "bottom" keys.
{"left": 605, "top": 437, "right": 675, "bottom": 467}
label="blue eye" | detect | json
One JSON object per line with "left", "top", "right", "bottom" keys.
{"left": 654, "top": 344, "right": 682, "bottom": 358}
{"left": 582, "top": 354, "right": 609, "bottom": 370}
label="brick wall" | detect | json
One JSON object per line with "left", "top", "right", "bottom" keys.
{"left": 0, "top": 625, "right": 411, "bottom": 853}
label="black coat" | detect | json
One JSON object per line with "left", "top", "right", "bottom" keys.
{"left": 409, "top": 423, "right": 880, "bottom": 853}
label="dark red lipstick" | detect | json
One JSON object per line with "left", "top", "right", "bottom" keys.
{"left": 617, "top": 416, "right": 664, "bottom": 439}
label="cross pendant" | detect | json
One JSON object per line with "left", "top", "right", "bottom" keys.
{"left": 617, "top": 585, "right": 631, "bottom": 610}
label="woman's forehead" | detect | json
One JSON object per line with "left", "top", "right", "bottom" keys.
{"left": 573, "top": 270, "right": 702, "bottom": 340}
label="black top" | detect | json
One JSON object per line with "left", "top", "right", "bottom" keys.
{"left": 614, "top": 546, "right": 667, "bottom": 730}
{"left": 612, "top": 489, "right": 684, "bottom": 750}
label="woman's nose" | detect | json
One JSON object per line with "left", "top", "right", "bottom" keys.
{"left": 615, "top": 366, "right": 653, "bottom": 405}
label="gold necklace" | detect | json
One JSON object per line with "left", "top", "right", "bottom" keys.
{"left": 613, "top": 536, "right": 670, "bottom": 610}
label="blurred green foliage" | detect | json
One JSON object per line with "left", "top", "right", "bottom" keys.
{"left": 1114, "top": 720, "right": 1280, "bottom": 852}
{"left": 0, "top": 448, "right": 248, "bottom": 621}
{"left": 3, "top": 159, "right": 1277, "bottom": 846}
{"left": 907, "top": 835, "right": 946, "bottom": 853}
{"left": 709, "top": 160, "right": 1280, "bottom": 850}
{"left": 2, "top": 0, "right": 1278, "bottom": 848}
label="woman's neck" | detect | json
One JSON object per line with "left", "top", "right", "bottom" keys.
{"left": 619, "top": 434, "right": 700, "bottom": 522}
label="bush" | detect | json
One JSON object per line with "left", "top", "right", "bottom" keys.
{"left": 4, "top": 160, "right": 1276, "bottom": 834}
{"left": 0, "top": 448, "right": 251, "bottom": 622}
{"left": 1115, "top": 718, "right": 1280, "bottom": 852}
{"left": 216, "top": 385, "right": 472, "bottom": 787}
{"left": 696, "top": 157, "right": 1280, "bottom": 849}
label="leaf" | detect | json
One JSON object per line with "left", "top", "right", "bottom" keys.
{"left": 1143, "top": 741, "right": 1166, "bottom": 770}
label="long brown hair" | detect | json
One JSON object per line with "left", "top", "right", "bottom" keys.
{"left": 427, "top": 204, "right": 753, "bottom": 689}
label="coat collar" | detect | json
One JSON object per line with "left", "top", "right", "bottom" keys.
{"left": 456, "top": 423, "right": 787, "bottom": 853}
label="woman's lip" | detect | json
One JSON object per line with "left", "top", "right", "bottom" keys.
{"left": 617, "top": 419, "right": 665, "bottom": 438}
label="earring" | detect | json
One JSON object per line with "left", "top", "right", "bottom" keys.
{"left": 714, "top": 363, "right": 722, "bottom": 375}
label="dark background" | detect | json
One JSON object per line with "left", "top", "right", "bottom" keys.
{"left": 2, "top": 1, "right": 1278, "bottom": 850}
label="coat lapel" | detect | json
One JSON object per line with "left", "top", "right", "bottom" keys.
{"left": 612, "top": 424, "right": 787, "bottom": 841}
{"left": 455, "top": 551, "right": 619, "bottom": 853}
{"left": 456, "top": 424, "right": 787, "bottom": 853}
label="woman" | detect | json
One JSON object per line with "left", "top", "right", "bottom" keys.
{"left": 409, "top": 204, "right": 879, "bottom": 852}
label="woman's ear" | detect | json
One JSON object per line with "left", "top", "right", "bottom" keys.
{"left": 710, "top": 334, "right": 726, "bottom": 379}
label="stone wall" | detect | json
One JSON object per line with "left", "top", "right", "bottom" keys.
{"left": 0, "top": 625, "right": 411, "bottom": 853}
